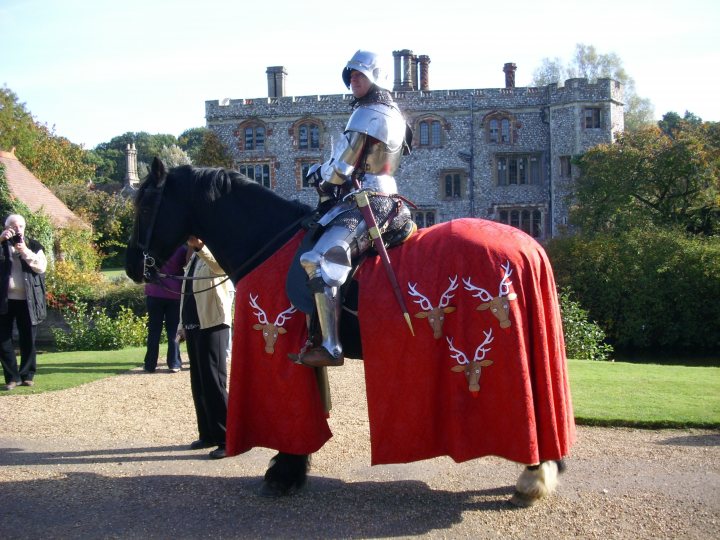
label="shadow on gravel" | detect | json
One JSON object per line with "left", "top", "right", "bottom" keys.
{"left": 0, "top": 445, "right": 205, "bottom": 465}
{"left": 0, "top": 471, "right": 516, "bottom": 538}
{"left": 659, "top": 433, "right": 720, "bottom": 447}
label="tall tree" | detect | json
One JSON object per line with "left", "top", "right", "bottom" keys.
{"left": 531, "top": 44, "right": 655, "bottom": 131}
{"left": 178, "top": 127, "right": 208, "bottom": 163}
{"left": 570, "top": 118, "right": 720, "bottom": 235}
{"left": 0, "top": 86, "right": 95, "bottom": 185}
{"left": 194, "top": 130, "right": 234, "bottom": 168}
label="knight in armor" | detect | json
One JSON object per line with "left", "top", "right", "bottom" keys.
{"left": 295, "top": 49, "right": 415, "bottom": 368}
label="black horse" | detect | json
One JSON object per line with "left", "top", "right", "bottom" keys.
{"left": 126, "top": 158, "right": 573, "bottom": 506}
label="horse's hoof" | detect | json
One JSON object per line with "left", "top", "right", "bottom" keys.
{"left": 259, "top": 479, "right": 305, "bottom": 498}
{"left": 509, "top": 490, "right": 537, "bottom": 508}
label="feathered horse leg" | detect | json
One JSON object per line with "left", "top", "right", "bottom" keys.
{"left": 510, "top": 459, "right": 567, "bottom": 507}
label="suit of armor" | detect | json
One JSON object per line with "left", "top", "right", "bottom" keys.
{"left": 297, "top": 50, "right": 414, "bottom": 367}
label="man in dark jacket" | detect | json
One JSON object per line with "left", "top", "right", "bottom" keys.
{"left": 0, "top": 214, "right": 47, "bottom": 390}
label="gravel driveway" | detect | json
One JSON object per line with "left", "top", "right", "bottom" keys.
{"left": 1, "top": 360, "right": 719, "bottom": 539}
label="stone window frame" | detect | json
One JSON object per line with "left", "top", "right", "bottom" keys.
{"left": 237, "top": 159, "right": 273, "bottom": 189}
{"left": 484, "top": 110, "right": 518, "bottom": 144}
{"left": 439, "top": 168, "right": 467, "bottom": 200}
{"left": 583, "top": 107, "right": 602, "bottom": 129}
{"left": 414, "top": 114, "right": 449, "bottom": 148}
{"left": 559, "top": 155, "right": 572, "bottom": 178}
{"left": 235, "top": 119, "right": 270, "bottom": 151}
{"left": 295, "top": 158, "right": 321, "bottom": 190}
{"left": 495, "top": 205, "right": 546, "bottom": 239}
{"left": 290, "top": 118, "right": 325, "bottom": 151}
{"left": 494, "top": 153, "right": 542, "bottom": 186}
{"left": 413, "top": 209, "right": 437, "bottom": 229}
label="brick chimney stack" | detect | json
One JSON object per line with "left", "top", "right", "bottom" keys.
{"left": 266, "top": 66, "right": 287, "bottom": 98}
{"left": 418, "top": 55, "right": 431, "bottom": 91}
{"left": 393, "top": 49, "right": 431, "bottom": 92}
{"left": 503, "top": 62, "right": 517, "bottom": 88}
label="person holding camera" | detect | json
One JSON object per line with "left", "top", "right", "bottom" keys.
{"left": 0, "top": 214, "right": 47, "bottom": 391}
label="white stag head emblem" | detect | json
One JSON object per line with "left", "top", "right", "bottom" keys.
{"left": 407, "top": 275, "right": 458, "bottom": 339}
{"left": 463, "top": 261, "right": 518, "bottom": 329}
{"left": 446, "top": 329, "right": 494, "bottom": 396}
{"left": 249, "top": 293, "right": 297, "bottom": 354}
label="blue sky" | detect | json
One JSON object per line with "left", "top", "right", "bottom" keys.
{"left": 2, "top": 0, "right": 719, "bottom": 149}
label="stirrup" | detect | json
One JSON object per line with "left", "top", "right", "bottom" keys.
{"left": 291, "top": 346, "right": 344, "bottom": 368}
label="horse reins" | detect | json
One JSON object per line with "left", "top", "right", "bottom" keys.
{"left": 141, "top": 206, "right": 311, "bottom": 295}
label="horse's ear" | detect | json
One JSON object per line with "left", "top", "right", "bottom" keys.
{"left": 150, "top": 157, "right": 167, "bottom": 184}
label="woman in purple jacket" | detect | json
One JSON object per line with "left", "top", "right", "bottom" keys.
{"left": 143, "top": 244, "right": 187, "bottom": 373}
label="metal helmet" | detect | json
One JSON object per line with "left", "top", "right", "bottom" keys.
{"left": 342, "top": 49, "right": 390, "bottom": 90}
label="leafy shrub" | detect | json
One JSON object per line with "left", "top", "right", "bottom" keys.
{"left": 46, "top": 226, "right": 104, "bottom": 304}
{"left": 93, "top": 277, "right": 146, "bottom": 317}
{"left": 558, "top": 287, "right": 613, "bottom": 361}
{"left": 52, "top": 301, "right": 147, "bottom": 351}
{"left": 547, "top": 228, "right": 720, "bottom": 354}
{"left": 46, "top": 259, "right": 103, "bottom": 305}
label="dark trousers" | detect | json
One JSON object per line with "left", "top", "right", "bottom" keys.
{"left": 186, "top": 324, "right": 229, "bottom": 446}
{"left": 144, "top": 296, "right": 182, "bottom": 371}
{"left": 0, "top": 299, "right": 37, "bottom": 384}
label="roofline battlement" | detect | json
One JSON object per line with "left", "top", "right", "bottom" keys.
{"left": 206, "top": 77, "right": 622, "bottom": 122}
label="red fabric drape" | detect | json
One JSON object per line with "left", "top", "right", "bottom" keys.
{"left": 355, "top": 219, "right": 575, "bottom": 464}
{"left": 226, "top": 219, "right": 575, "bottom": 466}
{"left": 226, "top": 232, "right": 332, "bottom": 456}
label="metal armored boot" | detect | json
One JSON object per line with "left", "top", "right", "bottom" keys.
{"left": 295, "top": 242, "right": 348, "bottom": 367}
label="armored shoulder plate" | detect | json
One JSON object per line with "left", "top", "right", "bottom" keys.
{"left": 346, "top": 103, "right": 407, "bottom": 151}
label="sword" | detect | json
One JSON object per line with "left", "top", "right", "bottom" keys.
{"left": 351, "top": 182, "right": 414, "bottom": 336}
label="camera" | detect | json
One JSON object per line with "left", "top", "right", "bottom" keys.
{"left": 9, "top": 233, "right": 22, "bottom": 245}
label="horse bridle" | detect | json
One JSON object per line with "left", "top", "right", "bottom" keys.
{"left": 135, "top": 180, "right": 175, "bottom": 283}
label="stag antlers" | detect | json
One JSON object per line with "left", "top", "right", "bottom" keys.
{"left": 407, "top": 276, "right": 458, "bottom": 339}
{"left": 463, "top": 261, "right": 517, "bottom": 329}
{"left": 249, "top": 293, "right": 297, "bottom": 354}
{"left": 446, "top": 329, "right": 494, "bottom": 395}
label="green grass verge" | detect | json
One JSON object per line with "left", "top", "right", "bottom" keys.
{"left": 1, "top": 347, "right": 145, "bottom": 394}
{"left": 569, "top": 358, "right": 720, "bottom": 429}
{"left": 3, "top": 351, "right": 719, "bottom": 430}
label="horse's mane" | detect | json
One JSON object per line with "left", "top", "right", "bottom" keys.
{"left": 137, "top": 164, "right": 312, "bottom": 216}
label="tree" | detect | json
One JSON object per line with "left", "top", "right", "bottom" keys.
{"left": 93, "top": 132, "right": 179, "bottom": 184}
{"left": 570, "top": 119, "right": 720, "bottom": 235}
{"left": 178, "top": 127, "right": 208, "bottom": 163}
{"left": 658, "top": 110, "right": 703, "bottom": 137}
{"left": 531, "top": 44, "right": 655, "bottom": 131}
{"left": 0, "top": 86, "right": 95, "bottom": 185}
{"left": 52, "top": 182, "right": 135, "bottom": 267}
{"left": 194, "top": 130, "right": 234, "bottom": 168}
{"left": 158, "top": 144, "right": 192, "bottom": 167}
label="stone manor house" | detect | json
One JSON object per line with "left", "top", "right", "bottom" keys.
{"left": 204, "top": 50, "right": 624, "bottom": 240}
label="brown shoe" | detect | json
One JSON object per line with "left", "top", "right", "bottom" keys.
{"left": 21, "top": 380, "right": 34, "bottom": 387}
{"left": 2, "top": 382, "right": 17, "bottom": 391}
{"left": 295, "top": 347, "right": 344, "bottom": 368}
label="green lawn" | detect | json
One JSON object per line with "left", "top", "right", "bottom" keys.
{"left": 3, "top": 347, "right": 146, "bottom": 393}
{"left": 101, "top": 267, "right": 129, "bottom": 282}
{"left": 3, "top": 350, "right": 719, "bottom": 429}
{"left": 568, "top": 359, "right": 720, "bottom": 428}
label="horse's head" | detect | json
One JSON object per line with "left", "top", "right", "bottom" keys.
{"left": 125, "top": 158, "right": 193, "bottom": 283}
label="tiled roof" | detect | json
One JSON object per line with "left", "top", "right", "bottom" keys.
{"left": 0, "top": 148, "right": 89, "bottom": 229}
